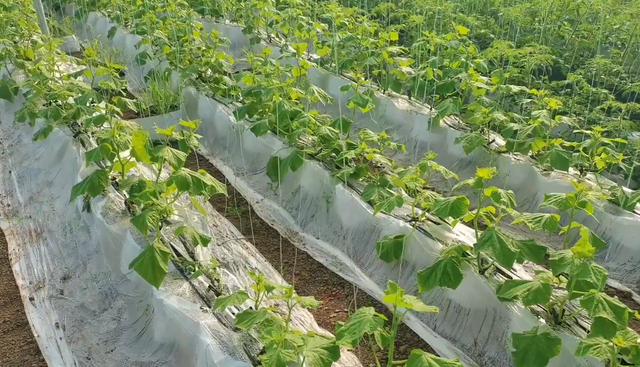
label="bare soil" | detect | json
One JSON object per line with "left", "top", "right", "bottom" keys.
{"left": 185, "top": 154, "right": 436, "bottom": 367}
{"left": 0, "top": 229, "right": 47, "bottom": 367}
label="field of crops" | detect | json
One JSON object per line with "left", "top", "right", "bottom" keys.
{"left": 2, "top": 0, "right": 640, "bottom": 366}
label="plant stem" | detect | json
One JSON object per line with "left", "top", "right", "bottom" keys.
{"left": 366, "top": 335, "right": 382, "bottom": 367}
{"left": 563, "top": 207, "right": 576, "bottom": 249}
{"left": 391, "top": 360, "right": 407, "bottom": 365}
{"left": 386, "top": 304, "right": 399, "bottom": 367}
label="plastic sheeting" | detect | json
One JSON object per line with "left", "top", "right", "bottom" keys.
{"left": 206, "top": 21, "right": 640, "bottom": 296}
{"left": 69, "top": 11, "right": 599, "bottom": 367}
{"left": 0, "top": 15, "right": 362, "bottom": 367}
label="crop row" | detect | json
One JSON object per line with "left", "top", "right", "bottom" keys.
{"left": 31, "top": 1, "right": 640, "bottom": 367}
{"left": 0, "top": 1, "right": 466, "bottom": 367}
{"left": 177, "top": 0, "right": 640, "bottom": 215}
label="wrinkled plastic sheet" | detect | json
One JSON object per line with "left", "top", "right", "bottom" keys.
{"left": 73, "top": 12, "right": 600, "bottom": 367}
{"left": 205, "top": 20, "right": 640, "bottom": 296}
{"left": 0, "top": 19, "right": 362, "bottom": 367}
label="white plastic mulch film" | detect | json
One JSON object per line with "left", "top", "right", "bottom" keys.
{"left": 67, "top": 10, "right": 610, "bottom": 367}
{"left": 0, "top": 13, "right": 366, "bottom": 367}
{"left": 0, "top": 98, "right": 251, "bottom": 367}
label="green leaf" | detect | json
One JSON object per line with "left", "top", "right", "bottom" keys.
{"left": 511, "top": 212, "right": 560, "bottom": 233}
{"left": 303, "top": 335, "right": 341, "bottom": 367}
{"left": 476, "top": 228, "right": 519, "bottom": 268}
{"left": 295, "top": 296, "right": 322, "bottom": 309}
{"left": 406, "top": 349, "right": 463, "bottom": 367}
{"left": 540, "top": 147, "right": 571, "bottom": 171}
{"left": 70, "top": 169, "right": 110, "bottom": 202}
{"left": 168, "top": 168, "right": 226, "bottom": 197}
{"left": 212, "top": 290, "right": 249, "bottom": 311}
{"left": 235, "top": 308, "right": 270, "bottom": 330}
{"left": 484, "top": 187, "right": 517, "bottom": 208}
{"left": 454, "top": 132, "right": 487, "bottom": 155}
{"left": 574, "top": 227, "right": 606, "bottom": 253}
{"left": 574, "top": 337, "right": 615, "bottom": 361}
{"left": 455, "top": 24, "right": 470, "bottom": 36}
{"left": 335, "top": 307, "right": 386, "bottom": 348}
{"left": 511, "top": 327, "right": 562, "bottom": 367}
{"left": 174, "top": 225, "right": 212, "bottom": 247}
{"left": 156, "top": 125, "right": 176, "bottom": 137}
{"left": 548, "top": 250, "right": 574, "bottom": 276}
{"left": 32, "top": 124, "right": 55, "bottom": 141}
{"left": 431, "top": 196, "right": 470, "bottom": 219}
{"left": 580, "top": 292, "right": 630, "bottom": 338}
{"left": 84, "top": 114, "right": 109, "bottom": 128}
{"left": 266, "top": 155, "right": 290, "bottom": 183}
{"left": 131, "top": 130, "right": 153, "bottom": 164}
{"left": 382, "top": 281, "right": 439, "bottom": 312}
{"left": 417, "top": 251, "right": 464, "bottom": 292}
{"left": 285, "top": 149, "right": 304, "bottom": 172}
{"left": 496, "top": 279, "right": 552, "bottom": 306}
{"left": 112, "top": 160, "right": 137, "bottom": 175}
{"left": 261, "top": 343, "right": 298, "bottom": 367}
{"left": 540, "top": 193, "right": 572, "bottom": 212}
{"left": 85, "top": 144, "right": 113, "bottom": 163}
{"left": 435, "top": 98, "right": 462, "bottom": 122}
{"left": 0, "top": 79, "right": 19, "bottom": 102}
{"left": 567, "top": 257, "right": 604, "bottom": 295}
{"left": 130, "top": 206, "right": 161, "bottom": 236}
{"left": 128, "top": 240, "right": 172, "bottom": 289}
{"left": 376, "top": 234, "right": 406, "bottom": 263}
{"left": 152, "top": 145, "right": 188, "bottom": 170}
{"left": 331, "top": 117, "right": 353, "bottom": 134}
{"left": 514, "top": 239, "right": 548, "bottom": 264}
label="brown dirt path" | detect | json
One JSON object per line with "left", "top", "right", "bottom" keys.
{"left": 0, "top": 229, "right": 47, "bottom": 367}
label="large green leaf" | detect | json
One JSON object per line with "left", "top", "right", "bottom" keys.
{"left": 266, "top": 155, "right": 290, "bottom": 183}
{"left": 131, "top": 130, "right": 153, "bottom": 164}
{"left": 331, "top": 117, "right": 353, "bottom": 134}
{"left": 511, "top": 327, "right": 562, "bottom": 367}
{"left": 375, "top": 234, "right": 406, "bottom": 263}
{"left": 540, "top": 193, "right": 573, "bottom": 212}
{"left": 484, "top": 187, "right": 517, "bottom": 208}
{"left": 213, "top": 290, "right": 249, "bottom": 311}
{"left": 574, "top": 337, "right": 615, "bottom": 361}
{"left": 152, "top": 145, "right": 188, "bottom": 170}
{"left": 580, "top": 292, "right": 630, "bottom": 339}
{"left": 32, "top": 124, "right": 54, "bottom": 141}
{"left": 431, "top": 196, "right": 470, "bottom": 219}
{"left": 174, "top": 225, "right": 212, "bottom": 247}
{"left": 417, "top": 251, "right": 464, "bottom": 292}
{"left": 129, "top": 240, "right": 172, "bottom": 289}
{"left": 261, "top": 344, "right": 298, "bottom": 367}
{"left": 130, "top": 206, "right": 161, "bottom": 236}
{"left": 0, "top": 78, "right": 19, "bottom": 102}
{"left": 406, "top": 349, "right": 463, "bottom": 367}
{"left": 168, "top": 168, "right": 226, "bottom": 197}
{"left": 70, "top": 169, "right": 110, "bottom": 202}
{"left": 335, "top": 307, "right": 386, "bottom": 348}
{"left": 434, "top": 97, "right": 462, "bottom": 122}
{"left": 567, "top": 262, "right": 608, "bottom": 300}
{"left": 496, "top": 279, "right": 552, "bottom": 306}
{"left": 382, "top": 281, "right": 439, "bottom": 312}
{"left": 514, "top": 239, "right": 548, "bottom": 264}
{"left": 85, "top": 144, "right": 113, "bottom": 163}
{"left": 540, "top": 148, "right": 571, "bottom": 171}
{"left": 235, "top": 308, "right": 270, "bottom": 330}
{"left": 511, "top": 212, "right": 560, "bottom": 233}
{"left": 303, "top": 335, "right": 341, "bottom": 367}
{"left": 548, "top": 250, "right": 575, "bottom": 276}
{"left": 475, "top": 228, "right": 519, "bottom": 268}
{"left": 454, "top": 131, "right": 487, "bottom": 155}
